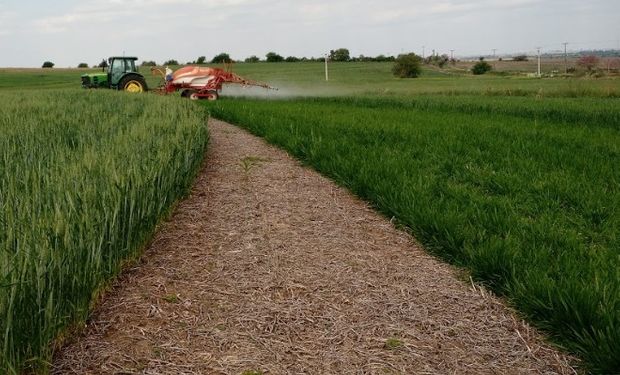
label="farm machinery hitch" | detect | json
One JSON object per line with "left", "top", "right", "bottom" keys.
{"left": 151, "top": 65, "right": 277, "bottom": 100}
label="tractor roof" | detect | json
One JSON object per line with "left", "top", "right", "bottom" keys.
{"left": 109, "top": 56, "right": 138, "bottom": 60}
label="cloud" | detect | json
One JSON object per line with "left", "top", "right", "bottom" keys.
{"left": 32, "top": 5, "right": 139, "bottom": 33}
{"left": 360, "top": 0, "right": 543, "bottom": 25}
{"left": 30, "top": 0, "right": 262, "bottom": 33}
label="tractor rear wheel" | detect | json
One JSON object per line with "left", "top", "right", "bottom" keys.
{"left": 119, "top": 75, "right": 148, "bottom": 93}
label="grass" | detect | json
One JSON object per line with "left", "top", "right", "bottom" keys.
{"left": 384, "top": 338, "right": 404, "bottom": 350}
{"left": 2, "top": 62, "right": 619, "bottom": 98}
{"left": 0, "top": 89, "right": 208, "bottom": 373}
{"left": 204, "top": 96, "right": 620, "bottom": 373}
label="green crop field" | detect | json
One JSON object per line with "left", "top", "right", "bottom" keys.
{"left": 204, "top": 95, "right": 620, "bottom": 373}
{"left": 2, "top": 62, "right": 619, "bottom": 98}
{"left": 1, "top": 62, "right": 619, "bottom": 373}
{"left": 0, "top": 90, "right": 208, "bottom": 373}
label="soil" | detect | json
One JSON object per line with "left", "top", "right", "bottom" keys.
{"left": 52, "top": 119, "right": 576, "bottom": 374}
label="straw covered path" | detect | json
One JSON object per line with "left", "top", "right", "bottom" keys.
{"left": 53, "top": 119, "right": 576, "bottom": 374}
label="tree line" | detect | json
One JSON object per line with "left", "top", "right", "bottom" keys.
{"left": 137, "top": 49, "right": 399, "bottom": 66}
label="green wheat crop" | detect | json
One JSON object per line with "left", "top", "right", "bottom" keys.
{"left": 0, "top": 89, "right": 208, "bottom": 373}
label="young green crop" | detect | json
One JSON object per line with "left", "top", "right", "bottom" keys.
{"left": 2, "top": 63, "right": 619, "bottom": 98}
{"left": 0, "top": 89, "right": 208, "bottom": 373}
{"left": 205, "top": 96, "right": 620, "bottom": 373}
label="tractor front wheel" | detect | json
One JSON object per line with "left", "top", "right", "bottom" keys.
{"left": 119, "top": 75, "right": 148, "bottom": 93}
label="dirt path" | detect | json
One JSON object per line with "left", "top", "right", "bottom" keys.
{"left": 53, "top": 119, "right": 575, "bottom": 374}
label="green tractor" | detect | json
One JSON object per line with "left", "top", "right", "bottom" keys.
{"left": 81, "top": 57, "right": 148, "bottom": 92}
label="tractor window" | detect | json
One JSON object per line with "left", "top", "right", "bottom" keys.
{"left": 111, "top": 59, "right": 124, "bottom": 74}
{"left": 128, "top": 60, "right": 137, "bottom": 72}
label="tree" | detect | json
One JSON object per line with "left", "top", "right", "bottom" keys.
{"left": 42, "top": 61, "right": 54, "bottom": 68}
{"left": 245, "top": 55, "right": 260, "bottom": 63}
{"left": 577, "top": 55, "right": 600, "bottom": 72}
{"left": 196, "top": 56, "right": 206, "bottom": 64}
{"left": 472, "top": 59, "right": 492, "bottom": 75}
{"left": 375, "top": 54, "right": 396, "bottom": 62}
{"left": 77, "top": 63, "right": 88, "bottom": 68}
{"left": 425, "top": 54, "right": 449, "bottom": 68}
{"left": 329, "top": 48, "right": 350, "bottom": 62}
{"left": 163, "top": 59, "right": 180, "bottom": 65}
{"left": 513, "top": 55, "right": 528, "bottom": 61}
{"left": 211, "top": 53, "right": 231, "bottom": 64}
{"left": 285, "top": 56, "right": 300, "bottom": 62}
{"left": 392, "top": 53, "right": 422, "bottom": 78}
{"left": 265, "top": 52, "right": 284, "bottom": 62}
{"left": 98, "top": 59, "right": 109, "bottom": 69}
{"left": 140, "top": 60, "right": 157, "bottom": 66}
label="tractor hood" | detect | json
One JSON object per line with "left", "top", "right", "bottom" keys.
{"left": 81, "top": 72, "right": 108, "bottom": 88}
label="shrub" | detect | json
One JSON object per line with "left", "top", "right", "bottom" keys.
{"left": 425, "top": 54, "right": 450, "bottom": 68}
{"left": 472, "top": 60, "right": 492, "bottom": 75}
{"left": 140, "top": 60, "right": 157, "bottom": 67}
{"left": 163, "top": 59, "right": 180, "bottom": 66}
{"left": 211, "top": 53, "right": 231, "bottom": 64}
{"left": 329, "top": 48, "right": 351, "bottom": 62}
{"left": 392, "top": 53, "right": 422, "bottom": 78}
{"left": 245, "top": 56, "right": 260, "bottom": 63}
{"left": 266, "top": 52, "right": 284, "bottom": 63}
{"left": 285, "top": 56, "right": 300, "bottom": 62}
{"left": 577, "top": 55, "right": 600, "bottom": 72}
{"left": 513, "top": 55, "right": 528, "bottom": 61}
{"left": 77, "top": 63, "right": 88, "bottom": 68}
{"left": 42, "top": 61, "right": 54, "bottom": 68}
{"left": 376, "top": 54, "right": 396, "bottom": 62}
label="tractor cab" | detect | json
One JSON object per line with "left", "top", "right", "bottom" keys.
{"left": 81, "top": 56, "right": 148, "bottom": 92}
{"left": 108, "top": 57, "right": 138, "bottom": 86}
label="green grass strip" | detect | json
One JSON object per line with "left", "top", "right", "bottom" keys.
{"left": 205, "top": 96, "right": 619, "bottom": 374}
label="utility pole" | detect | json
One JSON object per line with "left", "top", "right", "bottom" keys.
{"left": 450, "top": 49, "right": 454, "bottom": 60}
{"left": 422, "top": 46, "right": 425, "bottom": 59}
{"left": 324, "top": 54, "right": 329, "bottom": 82}
{"left": 536, "top": 47, "right": 541, "bottom": 77}
{"left": 562, "top": 42, "right": 568, "bottom": 74}
{"left": 492, "top": 49, "right": 497, "bottom": 59}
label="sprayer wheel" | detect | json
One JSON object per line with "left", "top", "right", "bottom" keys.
{"left": 207, "top": 90, "right": 219, "bottom": 101}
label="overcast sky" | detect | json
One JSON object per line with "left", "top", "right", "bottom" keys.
{"left": 0, "top": 0, "right": 618, "bottom": 67}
